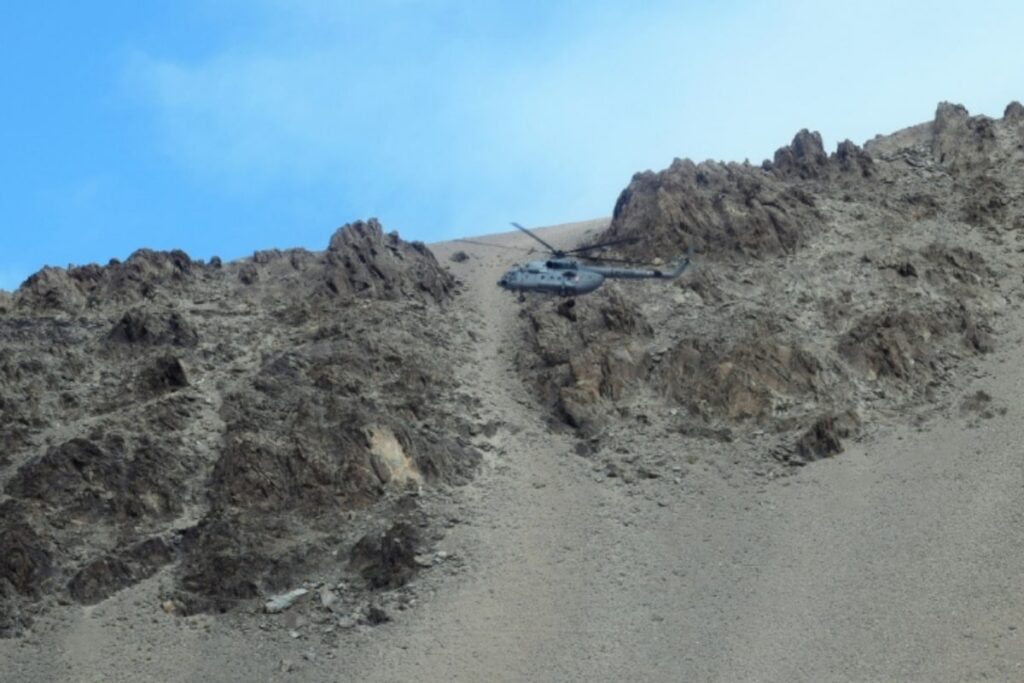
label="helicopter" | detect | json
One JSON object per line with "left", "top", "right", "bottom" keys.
{"left": 494, "top": 222, "right": 692, "bottom": 298}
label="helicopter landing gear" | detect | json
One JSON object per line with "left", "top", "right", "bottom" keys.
{"left": 517, "top": 292, "right": 526, "bottom": 303}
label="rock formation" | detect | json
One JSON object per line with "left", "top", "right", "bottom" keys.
{"left": 0, "top": 220, "right": 476, "bottom": 634}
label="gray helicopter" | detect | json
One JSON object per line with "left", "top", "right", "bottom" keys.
{"left": 496, "top": 222, "right": 692, "bottom": 297}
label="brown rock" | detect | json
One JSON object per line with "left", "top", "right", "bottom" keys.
{"left": 349, "top": 523, "right": 422, "bottom": 590}
{"left": 832, "top": 140, "right": 875, "bottom": 178}
{"left": 0, "top": 517, "right": 51, "bottom": 598}
{"left": 771, "top": 129, "right": 830, "bottom": 180}
{"left": 662, "top": 338, "right": 821, "bottom": 421}
{"left": 323, "top": 218, "right": 454, "bottom": 303}
{"left": 931, "top": 101, "right": 997, "bottom": 172}
{"left": 107, "top": 308, "right": 199, "bottom": 347}
{"left": 789, "top": 412, "right": 860, "bottom": 465}
{"left": 604, "top": 157, "right": 821, "bottom": 259}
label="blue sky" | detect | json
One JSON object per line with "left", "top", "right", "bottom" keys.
{"left": 2, "top": 1, "right": 1023, "bottom": 290}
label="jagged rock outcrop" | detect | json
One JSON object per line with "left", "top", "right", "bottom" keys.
{"left": 769, "top": 129, "right": 830, "bottom": 180}
{"left": 931, "top": 101, "right": 998, "bottom": 173}
{"left": 832, "top": 139, "right": 875, "bottom": 177}
{"left": 521, "top": 292, "right": 652, "bottom": 433}
{"left": 661, "top": 337, "right": 822, "bottom": 421}
{"left": 323, "top": 219, "right": 454, "bottom": 302}
{"left": 231, "top": 218, "right": 455, "bottom": 307}
{"left": 838, "top": 302, "right": 992, "bottom": 382}
{"left": 107, "top": 308, "right": 199, "bottom": 347}
{"left": 607, "top": 100, "right": 1024, "bottom": 265}
{"left": 67, "top": 538, "right": 176, "bottom": 605}
{"left": 349, "top": 523, "right": 422, "bottom": 590}
{"left": 782, "top": 411, "right": 861, "bottom": 466}
{"left": 15, "top": 249, "right": 196, "bottom": 312}
{"left": 1005, "top": 100, "right": 1024, "bottom": 120}
{"left": 6, "top": 436, "right": 190, "bottom": 522}
{"left": 606, "top": 159, "right": 821, "bottom": 259}
{"left": 603, "top": 127, "right": 884, "bottom": 264}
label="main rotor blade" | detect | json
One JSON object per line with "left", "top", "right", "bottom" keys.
{"left": 454, "top": 238, "right": 530, "bottom": 252}
{"left": 510, "top": 222, "right": 560, "bottom": 254}
{"left": 566, "top": 236, "right": 640, "bottom": 254}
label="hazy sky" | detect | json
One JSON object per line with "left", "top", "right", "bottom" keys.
{"left": 2, "top": 1, "right": 1023, "bottom": 290}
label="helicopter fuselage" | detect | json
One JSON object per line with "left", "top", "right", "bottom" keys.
{"left": 497, "top": 255, "right": 692, "bottom": 297}
{"left": 497, "top": 259, "right": 605, "bottom": 296}
{"left": 492, "top": 222, "right": 692, "bottom": 298}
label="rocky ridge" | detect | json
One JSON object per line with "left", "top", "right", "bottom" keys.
{"left": 520, "top": 102, "right": 1022, "bottom": 476}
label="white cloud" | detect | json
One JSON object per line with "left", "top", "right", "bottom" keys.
{"left": 126, "top": 0, "right": 1024, "bottom": 238}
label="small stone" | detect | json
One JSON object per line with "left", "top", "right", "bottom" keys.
{"left": 280, "top": 659, "right": 294, "bottom": 673}
{"left": 289, "top": 630, "right": 301, "bottom": 639}
{"left": 319, "top": 587, "right": 339, "bottom": 610}
{"left": 413, "top": 554, "right": 434, "bottom": 568}
{"left": 161, "top": 600, "right": 177, "bottom": 615}
{"left": 364, "top": 607, "right": 390, "bottom": 626}
{"left": 303, "top": 649, "right": 316, "bottom": 662}
{"left": 336, "top": 616, "right": 357, "bottom": 629}
{"left": 265, "top": 588, "right": 309, "bottom": 614}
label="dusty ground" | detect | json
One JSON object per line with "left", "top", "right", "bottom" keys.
{"left": 342, "top": 221, "right": 1024, "bottom": 682}
{"left": 3, "top": 103, "right": 1024, "bottom": 681}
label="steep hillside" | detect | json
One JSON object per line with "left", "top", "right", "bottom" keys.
{"left": 0, "top": 219, "right": 479, "bottom": 635}
{"left": 520, "top": 102, "right": 1022, "bottom": 477}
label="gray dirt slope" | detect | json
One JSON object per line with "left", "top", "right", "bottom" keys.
{"left": 3, "top": 102, "right": 1024, "bottom": 682}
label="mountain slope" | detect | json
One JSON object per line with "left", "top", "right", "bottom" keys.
{"left": 3, "top": 103, "right": 1024, "bottom": 682}
{"left": 0, "top": 219, "right": 479, "bottom": 633}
